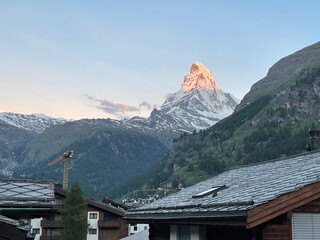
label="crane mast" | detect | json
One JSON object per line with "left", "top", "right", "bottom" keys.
{"left": 48, "top": 151, "right": 74, "bottom": 189}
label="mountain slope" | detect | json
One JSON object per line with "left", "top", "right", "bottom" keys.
{"left": 238, "top": 41, "right": 320, "bottom": 110}
{"left": 0, "top": 120, "right": 36, "bottom": 177}
{"left": 13, "top": 119, "right": 171, "bottom": 198}
{"left": 109, "top": 42, "right": 320, "bottom": 199}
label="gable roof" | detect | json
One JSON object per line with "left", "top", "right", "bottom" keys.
{"left": 0, "top": 180, "right": 55, "bottom": 206}
{"left": 126, "top": 151, "right": 320, "bottom": 225}
{"left": 54, "top": 186, "right": 125, "bottom": 217}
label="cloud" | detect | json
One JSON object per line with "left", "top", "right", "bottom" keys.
{"left": 98, "top": 99, "right": 138, "bottom": 113}
{"left": 85, "top": 95, "right": 154, "bottom": 119}
{"left": 139, "top": 101, "right": 152, "bottom": 110}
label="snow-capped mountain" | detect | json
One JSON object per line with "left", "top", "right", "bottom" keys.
{"left": 159, "top": 62, "right": 239, "bottom": 130}
{"left": 0, "top": 112, "right": 67, "bottom": 133}
{"left": 127, "top": 62, "right": 239, "bottom": 132}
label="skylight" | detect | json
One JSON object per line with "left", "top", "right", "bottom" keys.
{"left": 192, "top": 185, "right": 227, "bottom": 198}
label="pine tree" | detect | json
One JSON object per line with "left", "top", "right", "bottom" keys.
{"left": 57, "top": 182, "right": 89, "bottom": 240}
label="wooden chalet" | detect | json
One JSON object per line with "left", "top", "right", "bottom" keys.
{"left": 125, "top": 150, "right": 320, "bottom": 240}
{"left": 41, "top": 185, "right": 128, "bottom": 240}
{"left": 0, "top": 180, "right": 128, "bottom": 240}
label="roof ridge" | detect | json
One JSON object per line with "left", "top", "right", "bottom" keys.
{"left": 230, "top": 149, "right": 320, "bottom": 171}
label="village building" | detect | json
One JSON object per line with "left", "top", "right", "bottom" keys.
{"left": 0, "top": 180, "right": 55, "bottom": 240}
{"left": 0, "top": 180, "right": 128, "bottom": 240}
{"left": 125, "top": 150, "right": 320, "bottom": 240}
{"left": 0, "top": 214, "right": 35, "bottom": 240}
{"left": 41, "top": 185, "right": 128, "bottom": 240}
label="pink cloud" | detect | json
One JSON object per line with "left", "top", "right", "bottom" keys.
{"left": 85, "top": 95, "right": 153, "bottom": 119}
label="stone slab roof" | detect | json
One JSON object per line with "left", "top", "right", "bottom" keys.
{"left": 126, "top": 151, "right": 320, "bottom": 219}
{"left": 0, "top": 214, "right": 30, "bottom": 231}
{"left": 0, "top": 180, "right": 55, "bottom": 206}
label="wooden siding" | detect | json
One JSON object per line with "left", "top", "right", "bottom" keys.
{"left": 294, "top": 198, "right": 320, "bottom": 213}
{"left": 98, "top": 219, "right": 121, "bottom": 228}
{"left": 262, "top": 223, "right": 290, "bottom": 240}
{"left": 259, "top": 198, "right": 320, "bottom": 240}
{"left": 41, "top": 219, "right": 60, "bottom": 228}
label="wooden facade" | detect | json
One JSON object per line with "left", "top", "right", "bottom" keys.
{"left": 40, "top": 186, "right": 128, "bottom": 240}
{"left": 143, "top": 198, "right": 320, "bottom": 240}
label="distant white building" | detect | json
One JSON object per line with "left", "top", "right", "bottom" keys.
{"left": 128, "top": 223, "right": 149, "bottom": 235}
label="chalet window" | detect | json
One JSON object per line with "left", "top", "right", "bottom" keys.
{"left": 89, "top": 213, "right": 98, "bottom": 219}
{"left": 89, "top": 228, "right": 97, "bottom": 235}
{"left": 178, "top": 225, "right": 191, "bottom": 240}
{"left": 171, "top": 225, "right": 204, "bottom": 240}
{"left": 292, "top": 212, "right": 320, "bottom": 239}
{"left": 54, "top": 214, "right": 61, "bottom": 220}
{"left": 46, "top": 228, "right": 59, "bottom": 236}
{"left": 104, "top": 212, "right": 118, "bottom": 221}
{"left": 32, "top": 228, "right": 40, "bottom": 235}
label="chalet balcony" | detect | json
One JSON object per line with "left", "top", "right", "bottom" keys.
{"left": 52, "top": 204, "right": 63, "bottom": 210}
{"left": 41, "top": 219, "right": 60, "bottom": 228}
{"left": 40, "top": 237, "right": 55, "bottom": 240}
{"left": 98, "top": 220, "right": 121, "bottom": 228}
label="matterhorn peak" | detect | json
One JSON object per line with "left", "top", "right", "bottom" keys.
{"left": 181, "top": 62, "right": 221, "bottom": 92}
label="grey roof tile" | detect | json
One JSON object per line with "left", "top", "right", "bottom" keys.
{"left": 0, "top": 180, "right": 55, "bottom": 205}
{"left": 126, "top": 151, "right": 320, "bottom": 218}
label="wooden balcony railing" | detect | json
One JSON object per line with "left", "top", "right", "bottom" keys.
{"left": 52, "top": 204, "right": 63, "bottom": 210}
{"left": 41, "top": 220, "right": 60, "bottom": 228}
{"left": 98, "top": 220, "right": 121, "bottom": 228}
{"left": 40, "top": 237, "right": 55, "bottom": 240}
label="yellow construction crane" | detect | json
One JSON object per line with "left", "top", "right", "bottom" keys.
{"left": 134, "top": 188, "right": 169, "bottom": 197}
{"left": 48, "top": 151, "right": 74, "bottom": 189}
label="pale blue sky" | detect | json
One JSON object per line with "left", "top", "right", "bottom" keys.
{"left": 0, "top": 1, "right": 319, "bottom": 119}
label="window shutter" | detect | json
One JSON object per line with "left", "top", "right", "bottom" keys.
{"left": 292, "top": 213, "right": 320, "bottom": 240}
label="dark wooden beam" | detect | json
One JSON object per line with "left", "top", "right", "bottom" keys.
{"left": 247, "top": 181, "right": 320, "bottom": 228}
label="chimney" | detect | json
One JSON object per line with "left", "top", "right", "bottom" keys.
{"left": 308, "top": 125, "right": 320, "bottom": 151}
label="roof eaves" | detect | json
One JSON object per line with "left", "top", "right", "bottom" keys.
{"left": 54, "top": 186, "right": 125, "bottom": 216}
{"left": 130, "top": 200, "right": 254, "bottom": 213}
{"left": 86, "top": 199, "right": 125, "bottom": 217}
{"left": 125, "top": 210, "right": 247, "bottom": 221}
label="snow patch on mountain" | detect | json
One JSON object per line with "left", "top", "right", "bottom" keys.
{"left": 127, "top": 62, "right": 240, "bottom": 131}
{"left": 0, "top": 112, "right": 68, "bottom": 133}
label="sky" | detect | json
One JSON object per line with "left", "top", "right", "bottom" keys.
{"left": 0, "top": 1, "right": 319, "bottom": 120}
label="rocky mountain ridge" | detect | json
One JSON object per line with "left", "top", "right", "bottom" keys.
{"left": 181, "top": 61, "right": 221, "bottom": 92}
{"left": 0, "top": 112, "right": 67, "bottom": 133}
{"left": 237, "top": 41, "right": 320, "bottom": 110}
